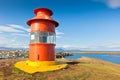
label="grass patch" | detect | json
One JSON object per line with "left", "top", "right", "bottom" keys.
{"left": 1, "top": 57, "right": 120, "bottom": 80}
{"left": 0, "top": 72, "right": 3, "bottom": 77}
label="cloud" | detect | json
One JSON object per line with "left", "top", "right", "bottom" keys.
{"left": 103, "top": 43, "right": 120, "bottom": 49}
{"left": 0, "top": 24, "right": 29, "bottom": 48}
{"left": 56, "top": 42, "right": 120, "bottom": 51}
{"left": 0, "top": 25, "right": 23, "bottom": 33}
{"left": 0, "top": 38, "right": 8, "bottom": 44}
{"left": 56, "top": 30, "right": 64, "bottom": 35}
{"left": 0, "top": 24, "right": 64, "bottom": 48}
{"left": 93, "top": 0, "right": 120, "bottom": 9}
{"left": 0, "top": 24, "right": 29, "bottom": 33}
{"left": 56, "top": 45, "right": 80, "bottom": 50}
{"left": 8, "top": 24, "right": 29, "bottom": 32}
{"left": 6, "top": 43, "right": 28, "bottom": 48}
{"left": 11, "top": 33, "right": 29, "bottom": 37}
{"left": 0, "top": 43, "right": 28, "bottom": 48}
{"left": 56, "top": 30, "right": 64, "bottom": 38}
{"left": 62, "top": 45, "right": 74, "bottom": 49}
{"left": 56, "top": 36, "right": 62, "bottom": 38}
{"left": 85, "top": 42, "right": 120, "bottom": 51}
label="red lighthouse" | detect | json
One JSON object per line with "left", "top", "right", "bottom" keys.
{"left": 27, "top": 8, "right": 58, "bottom": 61}
{"left": 15, "top": 8, "right": 67, "bottom": 73}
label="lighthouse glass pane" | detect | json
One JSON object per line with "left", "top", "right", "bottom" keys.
{"left": 39, "top": 36, "right": 48, "bottom": 42}
{"left": 49, "top": 32, "right": 56, "bottom": 44}
{"left": 39, "top": 32, "right": 48, "bottom": 43}
{"left": 30, "top": 32, "right": 39, "bottom": 43}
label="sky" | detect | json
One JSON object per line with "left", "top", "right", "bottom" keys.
{"left": 0, "top": 0, "right": 120, "bottom": 51}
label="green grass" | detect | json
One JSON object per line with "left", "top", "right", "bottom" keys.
{"left": 0, "top": 71, "right": 3, "bottom": 77}
{"left": 1, "top": 57, "right": 120, "bottom": 80}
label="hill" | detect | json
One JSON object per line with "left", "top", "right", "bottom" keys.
{"left": 0, "top": 57, "right": 120, "bottom": 80}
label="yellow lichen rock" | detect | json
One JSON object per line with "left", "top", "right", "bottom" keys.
{"left": 15, "top": 60, "right": 67, "bottom": 74}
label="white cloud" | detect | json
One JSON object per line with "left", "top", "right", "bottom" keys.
{"left": 0, "top": 37, "right": 29, "bottom": 48}
{"left": 0, "top": 38, "right": 8, "bottom": 44}
{"left": 0, "top": 24, "right": 29, "bottom": 48}
{"left": 0, "top": 24, "right": 64, "bottom": 48}
{"left": 0, "top": 24, "right": 29, "bottom": 33}
{"left": 56, "top": 30, "right": 64, "bottom": 38}
{"left": 0, "top": 43, "right": 28, "bottom": 48}
{"left": 85, "top": 42, "right": 120, "bottom": 51}
{"left": 56, "top": 30, "right": 64, "bottom": 35}
{"left": 103, "top": 43, "right": 120, "bottom": 49}
{"left": 62, "top": 45, "right": 73, "bottom": 49}
{"left": 56, "top": 44, "right": 80, "bottom": 50}
{"left": 11, "top": 33, "right": 29, "bottom": 37}
{"left": 8, "top": 24, "right": 29, "bottom": 32}
{"left": 6, "top": 43, "right": 28, "bottom": 48}
{"left": 0, "top": 25, "right": 24, "bottom": 33}
{"left": 56, "top": 42, "right": 120, "bottom": 51}
{"left": 93, "top": 0, "right": 120, "bottom": 9}
{"left": 11, "top": 39, "right": 15, "bottom": 42}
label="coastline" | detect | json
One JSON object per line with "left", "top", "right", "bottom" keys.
{"left": 66, "top": 51, "right": 120, "bottom": 54}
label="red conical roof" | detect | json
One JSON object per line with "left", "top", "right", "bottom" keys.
{"left": 27, "top": 8, "right": 59, "bottom": 27}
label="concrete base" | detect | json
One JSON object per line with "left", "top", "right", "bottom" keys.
{"left": 15, "top": 60, "right": 67, "bottom": 74}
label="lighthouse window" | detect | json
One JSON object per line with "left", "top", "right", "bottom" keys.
{"left": 31, "top": 35, "right": 35, "bottom": 40}
{"left": 39, "top": 32, "right": 55, "bottom": 44}
{"left": 39, "top": 36, "right": 48, "bottom": 42}
{"left": 49, "top": 32, "right": 56, "bottom": 44}
{"left": 39, "top": 32, "right": 49, "bottom": 43}
{"left": 30, "top": 32, "right": 55, "bottom": 44}
{"left": 30, "top": 32, "right": 39, "bottom": 43}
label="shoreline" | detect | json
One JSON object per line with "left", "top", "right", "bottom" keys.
{"left": 65, "top": 51, "right": 120, "bottom": 54}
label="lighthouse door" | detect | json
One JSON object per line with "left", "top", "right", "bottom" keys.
{"left": 37, "top": 54, "right": 39, "bottom": 60}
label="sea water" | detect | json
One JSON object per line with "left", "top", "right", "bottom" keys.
{"left": 65, "top": 54, "right": 120, "bottom": 64}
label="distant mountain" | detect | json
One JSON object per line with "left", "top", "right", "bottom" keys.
{"left": 55, "top": 48, "right": 65, "bottom": 52}
{"left": 0, "top": 47, "right": 83, "bottom": 52}
{"left": 0, "top": 47, "right": 65, "bottom": 52}
{"left": 64, "top": 49, "right": 83, "bottom": 52}
{"left": 55, "top": 47, "right": 83, "bottom": 52}
{"left": 0, "top": 47, "right": 28, "bottom": 51}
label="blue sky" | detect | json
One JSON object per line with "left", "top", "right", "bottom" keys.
{"left": 0, "top": 0, "right": 120, "bottom": 51}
